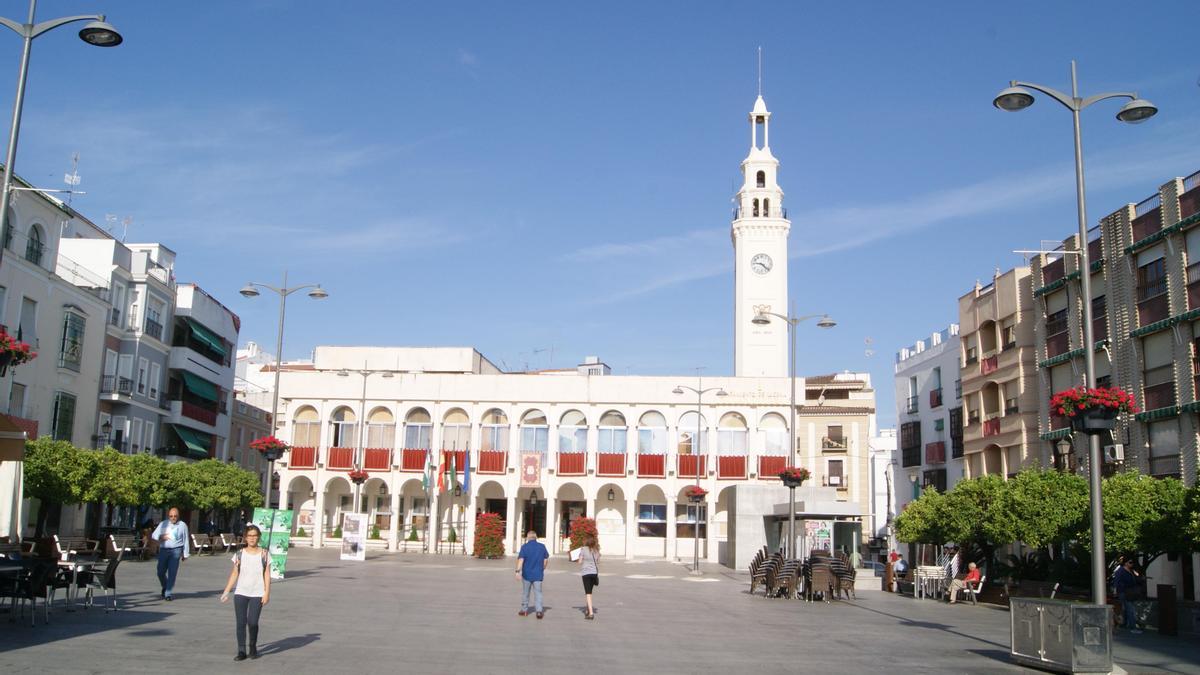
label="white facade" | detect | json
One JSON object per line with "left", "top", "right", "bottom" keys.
{"left": 733, "top": 95, "right": 790, "bottom": 378}
{"left": 868, "top": 428, "right": 896, "bottom": 547}
{"left": 893, "top": 325, "right": 963, "bottom": 515}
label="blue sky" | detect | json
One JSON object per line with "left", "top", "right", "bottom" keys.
{"left": 5, "top": 1, "right": 1199, "bottom": 428}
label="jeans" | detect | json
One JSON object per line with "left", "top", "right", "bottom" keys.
{"left": 1118, "top": 591, "right": 1138, "bottom": 629}
{"left": 521, "top": 579, "right": 543, "bottom": 612}
{"left": 234, "top": 594, "right": 264, "bottom": 651}
{"left": 156, "top": 546, "right": 183, "bottom": 597}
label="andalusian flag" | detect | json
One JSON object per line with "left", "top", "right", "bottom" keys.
{"left": 422, "top": 449, "right": 433, "bottom": 491}
{"left": 449, "top": 454, "right": 458, "bottom": 492}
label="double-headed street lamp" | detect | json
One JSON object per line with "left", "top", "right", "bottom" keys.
{"left": 751, "top": 310, "right": 835, "bottom": 559}
{"left": 338, "top": 363, "right": 393, "bottom": 514}
{"left": 240, "top": 271, "right": 328, "bottom": 506}
{"left": 0, "top": 1, "right": 120, "bottom": 272}
{"left": 673, "top": 379, "right": 726, "bottom": 575}
{"left": 994, "top": 60, "right": 1156, "bottom": 607}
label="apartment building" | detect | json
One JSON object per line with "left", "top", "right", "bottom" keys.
{"left": 894, "top": 325, "right": 964, "bottom": 514}
{"left": 958, "top": 268, "right": 1041, "bottom": 477}
{"left": 230, "top": 395, "right": 272, "bottom": 504}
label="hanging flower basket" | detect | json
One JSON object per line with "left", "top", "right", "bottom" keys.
{"left": 1050, "top": 386, "right": 1137, "bottom": 436}
{"left": 348, "top": 469, "right": 369, "bottom": 485}
{"left": 778, "top": 466, "right": 810, "bottom": 488}
{"left": 249, "top": 436, "right": 290, "bottom": 462}
{"left": 0, "top": 328, "right": 36, "bottom": 377}
{"left": 684, "top": 485, "right": 708, "bottom": 503}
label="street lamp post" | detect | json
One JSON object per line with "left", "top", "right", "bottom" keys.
{"left": 994, "top": 61, "right": 1156, "bottom": 607}
{"left": 672, "top": 379, "right": 726, "bottom": 575}
{"left": 751, "top": 310, "right": 835, "bottom": 558}
{"left": 240, "top": 271, "right": 328, "bottom": 507}
{"left": 0, "top": 1, "right": 120, "bottom": 271}
{"left": 338, "top": 362, "right": 393, "bottom": 515}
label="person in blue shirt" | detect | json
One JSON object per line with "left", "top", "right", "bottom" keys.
{"left": 152, "top": 507, "right": 191, "bottom": 600}
{"left": 1112, "top": 559, "right": 1142, "bottom": 634}
{"left": 515, "top": 530, "right": 549, "bottom": 619}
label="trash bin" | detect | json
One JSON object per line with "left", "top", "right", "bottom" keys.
{"left": 1010, "top": 598, "right": 1112, "bottom": 673}
{"left": 1158, "top": 584, "right": 1177, "bottom": 636}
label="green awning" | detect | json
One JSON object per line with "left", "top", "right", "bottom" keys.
{"left": 186, "top": 318, "right": 227, "bottom": 357}
{"left": 1040, "top": 428, "right": 1071, "bottom": 441}
{"left": 1134, "top": 405, "right": 1179, "bottom": 423}
{"left": 170, "top": 424, "right": 212, "bottom": 460}
{"left": 180, "top": 371, "right": 218, "bottom": 402}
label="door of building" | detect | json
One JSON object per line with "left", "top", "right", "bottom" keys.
{"left": 520, "top": 500, "right": 546, "bottom": 539}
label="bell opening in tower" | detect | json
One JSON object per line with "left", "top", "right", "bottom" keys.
{"left": 755, "top": 115, "right": 766, "bottom": 149}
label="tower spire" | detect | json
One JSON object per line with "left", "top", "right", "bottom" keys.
{"left": 757, "top": 46, "right": 762, "bottom": 96}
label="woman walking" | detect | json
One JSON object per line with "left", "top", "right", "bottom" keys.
{"left": 577, "top": 534, "right": 600, "bottom": 620}
{"left": 220, "top": 524, "right": 271, "bottom": 660}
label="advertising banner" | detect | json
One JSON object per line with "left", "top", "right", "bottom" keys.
{"left": 252, "top": 507, "right": 294, "bottom": 579}
{"left": 340, "top": 512, "right": 368, "bottom": 562}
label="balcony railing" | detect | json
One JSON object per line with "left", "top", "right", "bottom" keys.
{"left": 557, "top": 452, "right": 585, "bottom": 475}
{"left": 478, "top": 450, "right": 507, "bottom": 474}
{"left": 982, "top": 418, "right": 1001, "bottom": 437}
{"left": 1143, "top": 381, "right": 1176, "bottom": 411}
{"left": 1042, "top": 256, "right": 1066, "bottom": 285}
{"left": 442, "top": 450, "right": 467, "bottom": 472}
{"left": 821, "top": 436, "right": 847, "bottom": 450}
{"left": 110, "top": 308, "right": 121, "bottom": 327}
{"left": 905, "top": 395, "right": 919, "bottom": 414}
{"left": 24, "top": 239, "right": 44, "bottom": 266}
{"left": 400, "top": 448, "right": 429, "bottom": 471}
{"left": 1087, "top": 237, "right": 1103, "bottom": 262}
{"left": 596, "top": 452, "right": 625, "bottom": 476}
{"left": 716, "top": 455, "right": 746, "bottom": 479}
{"left": 327, "top": 447, "right": 354, "bottom": 470}
{"left": 1189, "top": 263, "right": 1200, "bottom": 311}
{"left": 101, "top": 375, "right": 134, "bottom": 395}
{"left": 980, "top": 355, "right": 999, "bottom": 376}
{"left": 677, "top": 454, "right": 707, "bottom": 479}
{"left": 929, "top": 388, "right": 943, "bottom": 409}
{"left": 363, "top": 448, "right": 392, "bottom": 471}
{"left": 1137, "top": 292, "right": 1170, "bottom": 326}
{"left": 1180, "top": 180, "right": 1200, "bottom": 220}
{"left": 1045, "top": 332, "right": 1070, "bottom": 359}
{"left": 181, "top": 401, "right": 217, "bottom": 426}
{"left": 758, "top": 455, "right": 786, "bottom": 479}
{"left": 637, "top": 453, "right": 665, "bottom": 478}
{"left": 925, "top": 441, "right": 946, "bottom": 464}
{"left": 144, "top": 318, "right": 164, "bottom": 341}
{"left": 289, "top": 446, "right": 317, "bottom": 469}
{"left": 901, "top": 446, "right": 921, "bottom": 468}
{"left": 1130, "top": 204, "right": 1161, "bottom": 242}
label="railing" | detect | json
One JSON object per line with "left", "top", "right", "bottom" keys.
{"left": 677, "top": 454, "right": 706, "bottom": 479}
{"left": 732, "top": 206, "right": 788, "bottom": 220}
{"left": 1135, "top": 193, "right": 1161, "bottom": 217}
{"left": 478, "top": 450, "right": 507, "bottom": 473}
{"left": 100, "top": 375, "right": 134, "bottom": 395}
{"left": 1045, "top": 332, "right": 1070, "bottom": 358}
{"left": 1137, "top": 292, "right": 1170, "bottom": 326}
{"left": 596, "top": 452, "right": 625, "bottom": 476}
{"left": 363, "top": 448, "right": 392, "bottom": 471}
{"left": 980, "top": 355, "right": 999, "bottom": 376}
{"left": 925, "top": 441, "right": 946, "bottom": 464}
{"left": 24, "top": 239, "right": 44, "bottom": 266}
{"left": 1131, "top": 203, "right": 1162, "bottom": 242}
{"left": 965, "top": 353, "right": 978, "bottom": 365}
{"left": 159, "top": 397, "right": 171, "bottom": 411}
{"left": 1185, "top": 170, "right": 1200, "bottom": 193}
{"left": 758, "top": 455, "right": 786, "bottom": 478}
{"left": 905, "top": 395, "right": 919, "bottom": 414}
{"left": 637, "top": 453, "right": 665, "bottom": 478}
{"left": 327, "top": 447, "right": 354, "bottom": 470}
{"left": 181, "top": 401, "right": 217, "bottom": 426}
{"left": 1143, "top": 381, "right": 1176, "bottom": 411}
{"left": 1181, "top": 175, "right": 1200, "bottom": 219}
{"left": 1189, "top": 262, "right": 1200, "bottom": 311}
{"left": 110, "top": 307, "right": 121, "bottom": 327}
{"left": 144, "top": 318, "right": 163, "bottom": 341}
{"left": 557, "top": 452, "right": 585, "bottom": 475}
{"left": 442, "top": 449, "right": 467, "bottom": 472}
{"left": 289, "top": 446, "right": 317, "bottom": 469}
{"left": 1042, "top": 256, "right": 1066, "bottom": 284}
{"left": 55, "top": 254, "right": 110, "bottom": 302}
{"left": 929, "top": 388, "right": 943, "bottom": 408}
{"left": 716, "top": 455, "right": 746, "bottom": 479}
{"left": 983, "top": 418, "right": 1001, "bottom": 437}
{"left": 901, "top": 446, "right": 921, "bottom": 468}
{"left": 950, "top": 436, "right": 964, "bottom": 459}
{"left": 821, "top": 436, "right": 847, "bottom": 450}
{"left": 1087, "top": 236, "right": 1103, "bottom": 262}
{"left": 400, "top": 448, "right": 429, "bottom": 471}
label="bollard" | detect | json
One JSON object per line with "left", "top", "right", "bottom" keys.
{"left": 884, "top": 562, "right": 894, "bottom": 592}
{"left": 1157, "top": 584, "right": 1177, "bottom": 636}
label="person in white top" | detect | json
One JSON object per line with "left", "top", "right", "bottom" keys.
{"left": 151, "top": 507, "right": 190, "bottom": 600}
{"left": 221, "top": 524, "right": 272, "bottom": 661}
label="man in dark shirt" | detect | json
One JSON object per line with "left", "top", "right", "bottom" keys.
{"left": 1113, "top": 560, "right": 1141, "bottom": 633}
{"left": 515, "top": 530, "right": 549, "bottom": 619}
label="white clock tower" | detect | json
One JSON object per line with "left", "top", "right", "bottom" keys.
{"left": 733, "top": 95, "right": 789, "bottom": 378}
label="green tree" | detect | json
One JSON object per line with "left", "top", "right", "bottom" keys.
{"left": 84, "top": 448, "right": 137, "bottom": 507}
{"left": 128, "top": 452, "right": 167, "bottom": 509}
{"left": 23, "top": 438, "right": 90, "bottom": 535}
{"left": 1086, "top": 471, "right": 1193, "bottom": 569}
{"left": 894, "top": 488, "right": 954, "bottom": 544}
{"left": 1004, "top": 469, "right": 1089, "bottom": 550}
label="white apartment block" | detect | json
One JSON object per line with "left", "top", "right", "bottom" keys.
{"left": 894, "top": 325, "right": 963, "bottom": 515}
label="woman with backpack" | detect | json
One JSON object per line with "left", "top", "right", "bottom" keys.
{"left": 220, "top": 524, "right": 271, "bottom": 660}
{"left": 577, "top": 534, "right": 600, "bottom": 620}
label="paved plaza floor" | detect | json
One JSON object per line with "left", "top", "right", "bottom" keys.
{"left": 1, "top": 547, "right": 1198, "bottom": 674}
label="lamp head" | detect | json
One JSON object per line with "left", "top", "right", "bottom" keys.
{"left": 337, "top": 370, "right": 349, "bottom": 377}
{"left": 607, "top": 488, "right": 615, "bottom": 501}
{"left": 1056, "top": 437, "right": 1072, "bottom": 456}
{"left": 1116, "top": 98, "right": 1157, "bottom": 124}
{"left": 308, "top": 286, "right": 329, "bottom": 300}
{"left": 101, "top": 420, "right": 112, "bottom": 435}
{"left": 993, "top": 86, "right": 1034, "bottom": 112}
{"left": 716, "top": 389, "right": 728, "bottom": 397}
{"left": 381, "top": 371, "right": 395, "bottom": 378}
{"left": 816, "top": 315, "right": 837, "bottom": 329}
{"left": 672, "top": 387, "right": 685, "bottom": 395}
{"left": 751, "top": 312, "right": 772, "bottom": 325}
{"left": 238, "top": 284, "right": 260, "bottom": 298}
{"left": 79, "top": 20, "right": 122, "bottom": 47}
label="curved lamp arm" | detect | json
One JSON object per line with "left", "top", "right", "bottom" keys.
{"left": 0, "top": 14, "right": 104, "bottom": 39}
{"left": 1010, "top": 80, "right": 1140, "bottom": 112}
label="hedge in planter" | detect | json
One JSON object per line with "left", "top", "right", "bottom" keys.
{"left": 474, "top": 512, "right": 505, "bottom": 558}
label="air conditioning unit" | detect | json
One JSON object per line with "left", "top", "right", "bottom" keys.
{"left": 1103, "top": 444, "right": 1124, "bottom": 463}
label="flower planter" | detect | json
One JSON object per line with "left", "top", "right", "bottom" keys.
{"left": 781, "top": 477, "right": 805, "bottom": 489}
{"left": 1070, "top": 409, "right": 1116, "bottom": 435}
{"left": 687, "top": 494, "right": 704, "bottom": 503}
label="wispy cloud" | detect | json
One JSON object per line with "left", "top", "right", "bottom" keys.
{"left": 458, "top": 49, "right": 479, "bottom": 68}
{"left": 566, "top": 228, "right": 724, "bottom": 262}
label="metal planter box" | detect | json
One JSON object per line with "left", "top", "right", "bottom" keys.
{"left": 1010, "top": 598, "right": 1111, "bottom": 673}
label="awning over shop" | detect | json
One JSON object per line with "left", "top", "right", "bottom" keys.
{"left": 185, "top": 317, "right": 227, "bottom": 358}
{"left": 170, "top": 424, "right": 212, "bottom": 460}
{"left": 0, "top": 414, "right": 26, "bottom": 462}
{"left": 180, "top": 371, "right": 219, "bottom": 402}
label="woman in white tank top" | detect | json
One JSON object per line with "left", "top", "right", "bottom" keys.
{"left": 221, "top": 524, "right": 272, "bottom": 661}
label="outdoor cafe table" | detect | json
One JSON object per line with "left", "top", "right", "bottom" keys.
{"left": 915, "top": 566, "right": 947, "bottom": 600}
{"left": 57, "top": 558, "right": 100, "bottom": 610}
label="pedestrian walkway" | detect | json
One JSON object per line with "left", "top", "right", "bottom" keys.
{"left": 0, "top": 548, "right": 1196, "bottom": 674}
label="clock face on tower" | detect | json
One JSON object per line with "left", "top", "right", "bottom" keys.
{"left": 751, "top": 253, "right": 773, "bottom": 275}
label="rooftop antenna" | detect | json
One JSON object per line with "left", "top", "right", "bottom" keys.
{"left": 757, "top": 46, "right": 762, "bottom": 96}
{"left": 63, "top": 152, "right": 80, "bottom": 207}
{"left": 104, "top": 214, "right": 134, "bottom": 242}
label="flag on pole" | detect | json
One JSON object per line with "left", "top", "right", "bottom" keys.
{"left": 449, "top": 454, "right": 458, "bottom": 492}
{"left": 422, "top": 449, "right": 433, "bottom": 491}
{"left": 436, "top": 453, "right": 446, "bottom": 492}
{"left": 462, "top": 448, "right": 472, "bottom": 494}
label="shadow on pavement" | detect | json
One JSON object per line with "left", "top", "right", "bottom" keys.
{"left": 259, "top": 633, "right": 321, "bottom": 655}
{"left": 0, "top": 609, "right": 174, "bottom": 652}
